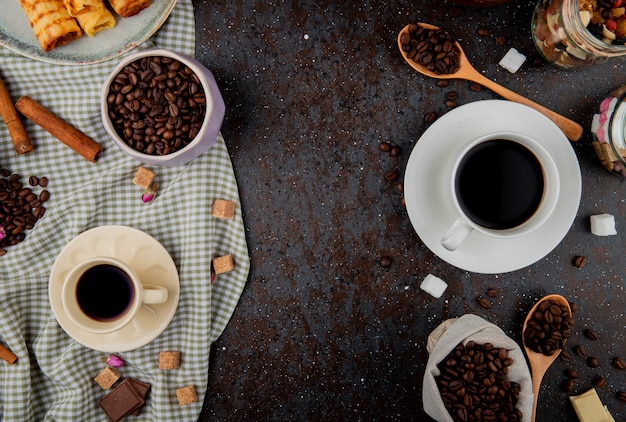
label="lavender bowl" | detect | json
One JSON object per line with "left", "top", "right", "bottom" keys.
{"left": 101, "top": 48, "right": 225, "bottom": 166}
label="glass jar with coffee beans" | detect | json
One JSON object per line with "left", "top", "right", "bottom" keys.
{"left": 532, "top": 0, "right": 626, "bottom": 68}
{"left": 591, "top": 85, "right": 626, "bottom": 176}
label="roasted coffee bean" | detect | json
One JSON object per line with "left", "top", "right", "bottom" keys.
{"left": 379, "top": 255, "right": 392, "bottom": 268}
{"left": 573, "top": 255, "right": 587, "bottom": 268}
{"left": 584, "top": 328, "right": 599, "bottom": 340}
{"left": 400, "top": 24, "right": 461, "bottom": 75}
{"left": 486, "top": 288, "right": 497, "bottom": 298}
{"left": 564, "top": 368, "right": 578, "bottom": 379}
{"left": 574, "top": 345, "right": 586, "bottom": 357}
{"left": 477, "top": 297, "right": 492, "bottom": 310}
{"left": 446, "top": 91, "right": 458, "bottom": 101}
{"left": 436, "top": 80, "right": 450, "bottom": 88}
{"left": 28, "top": 176, "right": 39, "bottom": 186}
{"left": 496, "top": 36, "right": 506, "bottom": 47}
{"left": 523, "top": 299, "right": 573, "bottom": 356}
{"left": 592, "top": 376, "right": 606, "bottom": 387}
{"left": 384, "top": 170, "right": 398, "bottom": 181}
{"left": 562, "top": 378, "right": 575, "bottom": 392}
{"left": 617, "top": 391, "right": 626, "bottom": 402}
{"left": 469, "top": 82, "right": 482, "bottom": 92}
{"left": 612, "top": 357, "right": 626, "bottom": 370}
{"left": 560, "top": 350, "right": 573, "bottom": 362}
{"left": 436, "top": 341, "right": 522, "bottom": 422}
{"left": 106, "top": 56, "right": 207, "bottom": 157}
{"left": 424, "top": 111, "right": 438, "bottom": 124}
{"left": 587, "top": 356, "right": 600, "bottom": 368}
{"left": 445, "top": 100, "right": 458, "bottom": 108}
{"left": 569, "top": 302, "right": 578, "bottom": 313}
{"left": 379, "top": 141, "right": 391, "bottom": 152}
{"left": 477, "top": 26, "right": 490, "bottom": 37}
{"left": 390, "top": 145, "right": 401, "bottom": 157}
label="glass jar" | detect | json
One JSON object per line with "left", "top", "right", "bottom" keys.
{"left": 532, "top": 0, "right": 626, "bottom": 68}
{"left": 591, "top": 86, "right": 626, "bottom": 177}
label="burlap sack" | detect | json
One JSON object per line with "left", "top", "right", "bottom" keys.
{"left": 423, "top": 314, "right": 533, "bottom": 422}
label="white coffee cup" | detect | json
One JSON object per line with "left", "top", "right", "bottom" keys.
{"left": 61, "top": 257, "right": 168, "bottom": 334}
{"left": 440, "top": 132, "right": 560, "bottom": 251}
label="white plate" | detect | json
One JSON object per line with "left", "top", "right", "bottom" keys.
{"left": 0, "top": 0, "right": 176, "bottom": 65}
{"left": 49, "top": 225, "right": 180, "bottom": 352}
{"left": 404, "top": 100, "right": 582, "bottom": 274}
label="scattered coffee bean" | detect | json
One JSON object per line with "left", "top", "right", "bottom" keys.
{"left": 38, "top": 176, "right": 48, "bottom": 187}
{"left": 569, "top": 302, "right": 578, "bottom": 313}
{"left": 564, "top": 368, "right": 578, "bottom": 379}
{"left": 573, "top": 255, "right": 587, "bottom": 268}
{"left": 446, "top": 91, "right": 458, "bottom": 101}
{"left": 396, "top": 182, "right": 404, "bottom": 193}
{"left": 384, "top": 170, "right": 398, "bottom": 181}
{"left": 469, "top": 82, "right": 482, "bottom": 92}
{"left": 379, "top": 141, "right": 391, "bottom": 152}
{"left": 477, "top": 297, "right": 492, "bottom": 310}
{"left": 584, "top": 328, "right": 599, "bottom": 340}
{"left": 28, "top": 176, "right": 39, "bottom": 186}
{"left": 379, "top": 255, "right": 392, "bottom": 268}
{"left": 400, "top": 24, "right": 461, "bottom": 75}
{"left": 562, "top": 378, "right": 576, "bottom": 393}
{"left": 573, "top": 345, "right": 586, "bottom": 358}
{"left": 390, "top": 145, "right": 401, "bottom": 157}
{"left": 106, "top": 56, "right": 207, "bottom": 157}
{"left": 424, "top": 111, "right": 438, "bottom": 124}
{"left": 617, "top": 391, "right": 626, "bottom": 403}
{"left": 445, "top": 100, "right": 458, "bottom": 108}
{"left": 592, "top": 376, "right": 606, "bottom": 387}
{"left": 560, "top": 350, "right": 573, "bottom": 362}
{"left": 496, "top": 36, "right": 506, "bottom": 47}
{"left": 486, "top": 288, "right": 497, "bottom": 298}
{"left": 587, "top": 356, "right": 599, "bottom": 368}
{"left": 436, "top": 80, "right": 449, "bottom": 88}
{"left": 524, "top": 299, "right": 573, "bottom": 356}
{"left": 477, "top": 27, "right": 490, "bottom": 37}
{"left": 436, "top": 341, "right": 522, "bottom": 422}
{"left": 612, "top": 357, "right": 625, "bottom": 370}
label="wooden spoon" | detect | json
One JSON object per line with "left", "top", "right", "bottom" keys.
{"left": 522, "top": 294, "right": 572, "bottom": 422}
{"left": 397, "top": 23, "right": 583, "bottom": 142}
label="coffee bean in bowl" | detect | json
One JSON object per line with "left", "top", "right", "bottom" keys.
{"left": 101, "top": 48, "right": 225, "bottom": 166}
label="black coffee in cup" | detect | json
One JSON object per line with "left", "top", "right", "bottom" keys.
{"left": 455, "top": 139, "right": 545, "bottom": 230}
{"left": 76, "top": 264, "right": 135, "bottom": 321}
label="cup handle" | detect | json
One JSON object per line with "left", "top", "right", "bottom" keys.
{"left": 142, "top": 285, "right": 168, "bottom": 304}
{"left": 441, "top": 218, "right": 473, "bottom": 251}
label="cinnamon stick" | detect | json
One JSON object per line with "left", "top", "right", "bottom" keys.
{"left": 0, "top": 343, "right": 17, "bottom": 364}
{"left": 15, "top": 96, "right": 102, "bottom": 163}
{"left": 0, "top": 74, "right": 33, "bottom": 154}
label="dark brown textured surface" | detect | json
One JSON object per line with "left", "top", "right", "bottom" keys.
{"left": 192, "top": 1, "right": 625, "bottom": 420}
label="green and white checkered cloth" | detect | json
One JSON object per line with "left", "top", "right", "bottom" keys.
{"left": 0, "top": 1, "right": 249, "bottom": 420}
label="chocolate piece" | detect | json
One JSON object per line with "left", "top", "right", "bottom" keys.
{"left": 128, "top": 378, "right": 151, "bottom": 416}
{"left": 99, "top": 378, "right": 145, "bottom": 422}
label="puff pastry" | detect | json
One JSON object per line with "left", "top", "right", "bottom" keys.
{"left": 106, "top": 0, "right": 151, "bottom": 18}
{"left": 18, "top": 0, "right": 82, "bottom": 52}
{"left": 64, "top": 0, "right": 116, "bottom": 37}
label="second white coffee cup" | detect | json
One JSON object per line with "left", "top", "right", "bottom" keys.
{"left": 61, "top": 256, "right": 168, "bottom": 334}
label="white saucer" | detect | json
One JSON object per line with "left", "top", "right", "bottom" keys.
{"left": 404, "top": 100, "right": 582, "bottom": 274}
{"left": 49, "top": 225, "right": 180, "bottom": 352}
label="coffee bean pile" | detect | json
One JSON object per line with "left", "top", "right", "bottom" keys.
{"left": 523, "top": 299, "right": 574, "bottom": 356}
{"left": 400, "top": 24, "right": 461, "bottom": 75}
{"left": 106, "top": 56, "right": 207, "bottom": 157}
{"left": 436, "top": 341, "right": 522, "bottom": 422}
{"left": 0, "top": 169, "right": 49, "bottom": 256}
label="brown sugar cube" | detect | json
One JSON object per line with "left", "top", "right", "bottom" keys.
{"left": 176, "top": 385, "right": 197, "bottom": 406}
{"left": 158, "top": 350, "right": 181, "bottom": 370}
{"left": 211, "top": 199, "right": 236, "bottom": 219}
{"left": 94, "top": 366, "right": 121, "bottom": 390}
{"left": 132, "top": 166, "right": 155, "bottom": 189}
{"left": 0, "top": 344, "right": 18, "bottom": 364}
{"left": 212, "top": 254, "right": 235, "bottom": 275}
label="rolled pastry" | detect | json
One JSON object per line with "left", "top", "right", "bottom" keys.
{"left": 106, "top": 0, "right": 151, "bottom": 18}
{"left": 18, "top": 0, "right": 82, "bottom": 52}
{"left": 64, "top": 0, "right": 116, "bottom": 37}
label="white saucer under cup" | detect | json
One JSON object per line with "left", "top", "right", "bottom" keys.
{"left": 404, "top": 100, "right": 581, "bottom": 274}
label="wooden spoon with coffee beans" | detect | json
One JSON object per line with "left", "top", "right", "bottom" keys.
{"left": 522, "top": 294, "right": 572, "bottom": 422}
{"left": 397, "top": 23, "right": 583, "bottom": 142}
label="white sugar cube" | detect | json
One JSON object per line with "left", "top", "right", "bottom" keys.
{"left": 420, "top": 274, "right": 448, "bottom": 298}
{"left": 590, "top": 213, "right": 617, "bottom": 236}
{"left": 499, "top": 48, "right": 526, "bottom": 73}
